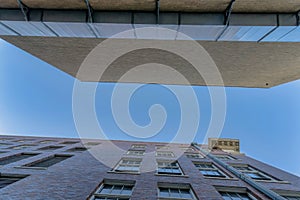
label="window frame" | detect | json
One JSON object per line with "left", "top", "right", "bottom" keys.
{"left": 0, "top": 174, "right": 28, "bottom": 189}
{"left": 232, "top": 164, "right": 278, "bottom": 181}
{"left": 126, "top": 149, "right": 145, "bottom": 156}
{"left": 216, "top": 186, "right": 258, "bottom": 200}
{"left": 131, "top": 144, "right": 146, "bottom": 149}
{"left": 90, "top": 179, "right": 135, "bottom": 200}
{"left": 193, "top": 162, "right": 228, "bottom": 178}
{"left": 113, "top": 158, "right": 142, "bottom": 173}
{"left": 158, "top": 183, "right": 197, "bottom": 200}
{"left": 156, "top": 160, "right": 184, "bottom": 176}
{"left": 185, "top": 153, "right": 203, "bottom": 159}
{"left": 156, "top": 151, "right": 175, "bottom": 157}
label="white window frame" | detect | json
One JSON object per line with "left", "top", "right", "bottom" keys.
{"left": 216, "top": 186, "right": 257, "bottom": 200}
{"left": 185, "top": 153, "right": 203, "bottom": 159}
{"left": 158, "top": 183, "right": 197, "bottom": 200}
{"left": 156, "top": 160, "right": 184, "bottom": 176}
{"left": 114, "top": 158, "right": 142, "bottom": 173}
{"left": 131, "top": 144, "right": 146, "bottom": 149}
{"left": 156, "top": 151, "right": 175, "bottom": 157}
{"left": 126, "top": 149, "right": 145, "bottom": 156}
{"left": 232, "top": 165, "right": 277, "bottom": 181}
{"left": 214, "top": 154, "right": 236, "bottom": 161}
{"left": 90, "top": 179, "right": 135, "bottom": 200}
{"left": 193, "top": 162, "right": 227, "bottom": 178}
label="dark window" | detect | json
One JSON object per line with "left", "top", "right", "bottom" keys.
{"left": 90, "top": 180, "right": 135, "bottom": 200}
{"left": 194, "top": 162, "right": 227, "bottom": 178}
{"left": 283, "top": 196, "right": 300, "bottom": 200}
{"left": 67, "top": 147, "right": 87, "bottom": 152}
{"left": 0, "top": 153, "right": 38, "bottom": 165}
{"left": 220, "top": 191, "right": 255, "bottom": 200}
{"left": 157, "top": 161, "right": 183, "bottom": 175}
{"left": 25, "top": 155, "right": 72, "bottom": 168}
{"left": 85, "top": 142, "right": 100, "bottom": 146}
{"left": 61, "top": 141, "right": 78, "bottom": 145}
{"left": 158, "top": 184, "right": 196, "bottom": 199}
{"left": 0, "top": 175, "right": 26, "bottom": 189}
{"left": 38, "top": 146, "right": 64, "bottom": 150}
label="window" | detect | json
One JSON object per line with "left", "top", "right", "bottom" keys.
{"left": 61, "top": 141, "right": 78, "bottom": 144}
{"left": 273, "top": 190, "right": 300, "bottom": 200}
{"left": 219, "top": 191, "right": 257, "bottom": 200}
{"left": 24, "top": 154, "right": 72, "bottom": 168}
{"left": 84, "top": 142, "right": 100, "bottom": 146}
{"left": 89, "top": 179, "right": 135, "bottom": 200}
{"left": 180, "top": 147, "right": 196, "bottom": 152}
{"left": 214, "top": 155, "right": 235, "bottom": 161}
{"left": 0, "top": 143, "right": 11, "bottom": 146}
{"left": 0, "top": 174, "right": 27, "bottom": 189}
{"left": 39, "top": 140, "right": 55, "bottom": 144}
{"left": 157, "top": 161, "right": 183, "bottom": 175}
{"left": 185, "top": 153, "right": 203, "bottom": 159}
{"left": 131, "top": 144, "right": 146, "bottom": 149}
{"left": 158, "top": 183, "right": 196, "bottom": 199}
{"left": 14, "top": 139, "right": 31, "bottom": 143}
{"left": 126, "top": 150, "right": 144, "bottom": 156}
{"left": 0, "top": 153, "right": 39, "bottom": 165}
{"left": 156, "top": 145, "right": 170, "bottom": 150}
{"left": 156, "top": 151, "right": 174, "bottom": 157}
{"left": 114, "top": 158, "right": 141, "bottom": 173}
{"left": 283, "top": 197, "right": 300, "bottom": 200}
{"left": 193, "top": 162, "right": 226, "bottom": 178}
{"left": 38, "top": 146, "right": 64, "bottom": 150}
{"left": 232, "top": 165, "right": 276, "bottom": 181}
{"left": 9, "top": 144, "right": 36, "bottom": 150}
{"left": 66, "top": 147, "right": 88, "bottom": 152}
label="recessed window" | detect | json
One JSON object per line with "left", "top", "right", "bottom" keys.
{"left": 114, "top": 158, "right": 141, "bottom": 173}
{"left": 0, "top": 153, "right": 39, "bottom": 165}
{"left": 157, "top": 161, "right": 183, "bottom": 175}
{"left": 61, "top": 141, "right": 79, "bottom": 145}
{"left": 158, "top": 183, "right": 196, "bottom": 199}
{"left": 0, "top": 174, "right": 27, "bottom": 189}
{"left": 131, "top": 144, "right": 146, "bottom": 149}
{"left": 282, "top": 196, "right": 300, "bottom": 200}
{"left": 85, "top": 142, "right": 100, "bottom": 146}
{"left": 232, "top": 165, "right": 276, "bottom": 181}
{"left": 219, "top": 191, "right": 257, "bottom": 200}
{"left": 39, "top": 140, "right": 55, "bottom": 144}
{"left": 66, "top": 147, "right": 88, "bottom": 152}
{"left": 24, "top": 154, "right": 72, "bottom": 168}
{"left": 126, "top": 149, "right": 144, "bottom": 156}
{"left": 156, "top": 151, "right": 174, "bottom": 157}
{"left": 273, "top": 190, "right": 300, "bottom": 200}
{"left": 9, "top": 144, "right": 36, "bottom": 150}
{"left": 186, "top": 153, "right": 203, "bottom": 159}
{"left": 38, "top": 146, "right": 64, "bottom": 151}
{"left": 214, "top": 154, "right": 235, "bottom": 161}
{"left": 180, "top": 147, "right": 196, "bottom": 152}
{"left": 89, "top": 179, "right": 135, "bottom": 200}
{"left": 156, "top": 145, "right": 170, "bottom": 150}
{"left": 0, "top": 143, "right": 11, "bottom": 146}
{"left": 193, "top": 162, "right": 226, "bottom": 178}
{"left": 14, "top": 139, "right": 32, "bottom": 143}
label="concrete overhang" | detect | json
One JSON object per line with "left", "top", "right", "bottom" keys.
{"left": 0, "top": 0, "right": 300, "bottom": 88}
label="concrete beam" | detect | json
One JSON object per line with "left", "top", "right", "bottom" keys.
{"left": 1, "top": 0, "right": 300, "bottom": 13}
{"left": 2, "top": 36, "right": 300, "bottom": 88}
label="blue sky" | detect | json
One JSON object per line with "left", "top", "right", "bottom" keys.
{"left": 0, "top": 38, "right": 299, "bottom": 177}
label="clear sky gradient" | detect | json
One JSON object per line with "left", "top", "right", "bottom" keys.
{"left": 0, "top": 39, "right": 299, "bottom": 177}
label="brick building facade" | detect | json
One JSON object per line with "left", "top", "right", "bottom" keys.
{"left": 0, "top": 135, "right": 299, "bottom": 200}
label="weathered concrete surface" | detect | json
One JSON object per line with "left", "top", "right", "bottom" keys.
{"left": 1, "top": 0, "right": 300, "bottom": 12}
{"left": 2, "top": 35, "right": 300, "bottom": 88}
